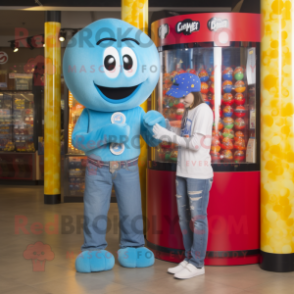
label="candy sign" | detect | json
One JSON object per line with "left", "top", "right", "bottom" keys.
{"left": 0, "top": 52, "right": 8, "bottom": 64}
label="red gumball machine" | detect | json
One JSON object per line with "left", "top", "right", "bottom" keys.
{"left": 147, "top": 13, "right": 260, "bottom": 265}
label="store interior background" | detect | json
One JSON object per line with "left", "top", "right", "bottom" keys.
{"left": 0, "top": 7, "right": 235, "bottom": 201}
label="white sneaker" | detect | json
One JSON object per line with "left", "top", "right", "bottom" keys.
{"left": 167, "top": 260, "right": 188, "bottom": 274}
{"left": 174, "top": 263, "right": 205, "bottom": 279}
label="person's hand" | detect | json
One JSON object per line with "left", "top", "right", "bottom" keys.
{"left": 153, "top": 123, "right": 173, "bottom": 142}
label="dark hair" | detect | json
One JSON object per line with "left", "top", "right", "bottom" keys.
{"left": 181, "top": 91, "right": 204, "bottom": 129}
{"left": 190, "top": 91, "right": 204, "bottom": 109}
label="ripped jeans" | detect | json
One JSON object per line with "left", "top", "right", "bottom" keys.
{"left": 175, "top": 176, "right": 213, "bottom": 268}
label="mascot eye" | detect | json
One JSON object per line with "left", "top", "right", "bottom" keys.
{"left": 104, "top": 55, "right": 116, "bottom": 71}
{"left": 123, "top": 55, "right": 133, "bottom": 70}
{"left": 103, "top": 46, "right": 120, "bottom": 78}
{"left": 121, "top": 47, "right": 137, "bottom": 77}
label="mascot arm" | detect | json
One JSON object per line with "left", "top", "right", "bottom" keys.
{"left": 72, "top": 109, "right": 130, "bottom": 151}
{"left": 143, "top": 110, "right": 166, "bottom": 132}
{"left": 140, "top": 108, "right": 164, "bottom": 147}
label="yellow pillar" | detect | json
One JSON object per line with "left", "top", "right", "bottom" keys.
{"left": 121, "top": 0, "right": 149, "bottom": 230}
{"left": 261, "top": 0, "right": 294, "bottom": 271}
{"left": 44, "top": 11, "right": 61, "bottom": 204}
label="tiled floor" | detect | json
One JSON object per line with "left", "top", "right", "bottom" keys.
{"left": 0, "top": 186, "right": 293, "bottom": 294}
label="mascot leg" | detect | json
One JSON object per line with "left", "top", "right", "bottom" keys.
{"left": 76, "top": 164, "right": 115, "bottom": 273}
{"left": 113, "top": 163, "right": 155, "bottom": 268}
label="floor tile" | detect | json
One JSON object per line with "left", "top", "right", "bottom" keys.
{"left": 1, "top": 186, "right": 294, "bottom": 294}
{"left": 2, "top": 285, "right": 48, "bottom": 294}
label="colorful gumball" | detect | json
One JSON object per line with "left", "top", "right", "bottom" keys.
{"left": 233, "top": 66, "right": 244, "bottom": 81}
{"left": 210, "top": 71, "right": 214, "bottom": 82}
{"left": 234, "top": 106, "right": 246, "bottom": 117}
{"left": 213, "top": 120, "right": 224, "bottom": 131}
{"left": 161, "top": 141, "right": 172, "bottom": 149}
{"left": 222, "top": 128, "right": 234, "bottom": 139}
{"left": 234, "top": 118, "right": 246, "bottom": 130}
{"left": 174, "top": 100, "right": 185, "bottom": 109}
{"left": 170, "top": 150, "right": 178, "bottom": 161}
{"left": 234, "top": 138, "right": 246, "bottom": 150}
{"left": 210, "top": 151, "right": 220, "bottom": 162}
{"left": 211, "top": 145, "right": 221, "bottom": 153}
{"left": 175, "top": 108, "right": 184, "bottom": 120}
{"left": 201, "top": 82, "right": 209, "bottom": 94}
{"left": 221, "top": 137, "right": 234, "bottom": 150}
{"left": 169, "top": 98, "right": 175, "bottom": 107}
{"left": 171, "top": 70, "right": 178, "bottom": 77}
{"left": 158, "top": 150, "right": 166, "bottom": 160}
{"left": 177, "top": 69, "right": 186, "bottom": 74}
{"left": 209, "top": 83, "right": 214, "bottom": 94}
{"left": 234, "top": 150, "right": 245, "bottom": 162}
{"left": 199, "top": 69, "right": 209, "bottom": 82}
{"left": 222, "top": 80, "right": 233, "bottom": 93}
{"left": 212, "top": 130, "right": 222, "bottom": 139}
{"left": 234, "top": 80, "right": 246, "bottom": 93}
{"left": 188, "top": 69, "right": 197, "bottom": 75}
{"left": 235, "top": 93, "right": 245, "bottom": 105}
{"left": 223, "top": 105, "right": 234, "bottom": 117}
{"left": 223, "top": 117, "right": 234, "bottom": 129}
{"left": 222, "top": 93, "right": 234, "bottom": 106}
{"left": 222, "top": 67, "right": 233, "bottom": 81}
{"left": 165, "top": 152, "right": 171, "bottom": 160}
{"left": 234, "top": 131, "right": 245, "bottom": 141}
{"left": 219, "top": 108, "right": 223, "bottom": 117}
{"left": 221, "top": 150, "right": 233, "bottom": 162}
{"left": 212, "top": 137, "right": 221, "bottom": 146}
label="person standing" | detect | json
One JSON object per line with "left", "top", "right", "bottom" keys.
{"left": 152, "top": 73, "right": 214, "bottom": 279}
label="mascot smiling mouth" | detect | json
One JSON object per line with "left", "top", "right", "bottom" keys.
{"left": 94, "top": 82, "right": 142, "bottom": 101}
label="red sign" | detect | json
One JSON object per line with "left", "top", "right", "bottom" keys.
{"left": 151, "top": 13, "right": 260, "bottom": 47}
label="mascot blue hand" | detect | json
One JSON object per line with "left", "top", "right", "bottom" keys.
{"left": 143, "top": 110, "right": 166, "bottom": 135}
{"left": 107, "top": 124, "right": 130, "bottom": 143}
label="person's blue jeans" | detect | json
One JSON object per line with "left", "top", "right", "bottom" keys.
{"left": 175, "top": 176, "right": 213, "bottom": 268}
{"left": 81, "top": 159, "right": 145, "bottom": 251}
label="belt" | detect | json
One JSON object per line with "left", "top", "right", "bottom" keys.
{"left": 87, "top": 157, "right": 138, "bottom": 168}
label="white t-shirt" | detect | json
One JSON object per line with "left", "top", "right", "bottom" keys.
{"left": 166, "top": 103, "right": 213, "bottom": 179}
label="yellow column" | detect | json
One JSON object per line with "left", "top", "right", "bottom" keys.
{"left": 121, "top": 0, "right": 149, "bottom": 229}
{"left": 44, "top": 12, "right": 61, "bottom": 204}
{"left": 261, "top": 0, "right": 294, "bottom": 271}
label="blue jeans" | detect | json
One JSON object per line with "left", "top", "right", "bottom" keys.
{"left": 81, "top": 159, "right": 145, "bottom": 251}
{"left": 176, "top": 176, "right": 213, "bottom": 268}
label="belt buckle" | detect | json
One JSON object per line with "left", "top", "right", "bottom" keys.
{"left": 110, "top": 161, "right": 120, "bottom": 174}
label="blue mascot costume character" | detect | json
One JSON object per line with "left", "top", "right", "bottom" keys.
{"left": 63, "top": 18, "right": 166, "bottom": 273}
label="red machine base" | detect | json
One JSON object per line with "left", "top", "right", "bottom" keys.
{"left": 146, "top": 168, "right": 260, "bottom": 266}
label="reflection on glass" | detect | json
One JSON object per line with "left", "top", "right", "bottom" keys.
{"left": 68, "top": 91, "right": 85, "bottom": 155}
{"left": 152, "top": 46, "right": 257, "bottom": 164}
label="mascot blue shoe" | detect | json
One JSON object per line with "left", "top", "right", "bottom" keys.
{"left": 75, "top": 250, "right": 115, "bottom": 273}
{"left": 118, "top": 247, "right": 154, "bottom": 268}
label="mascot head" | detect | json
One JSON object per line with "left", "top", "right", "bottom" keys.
{"left": 63, "top": 18, "right": 160, "bottom": 112}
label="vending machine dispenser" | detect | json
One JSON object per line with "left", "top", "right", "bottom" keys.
{"left": 0, "top": 91, "right": 37, "bottom": 182}
{"left": 147, "top": 13, "right": 260, "bottom": 265}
